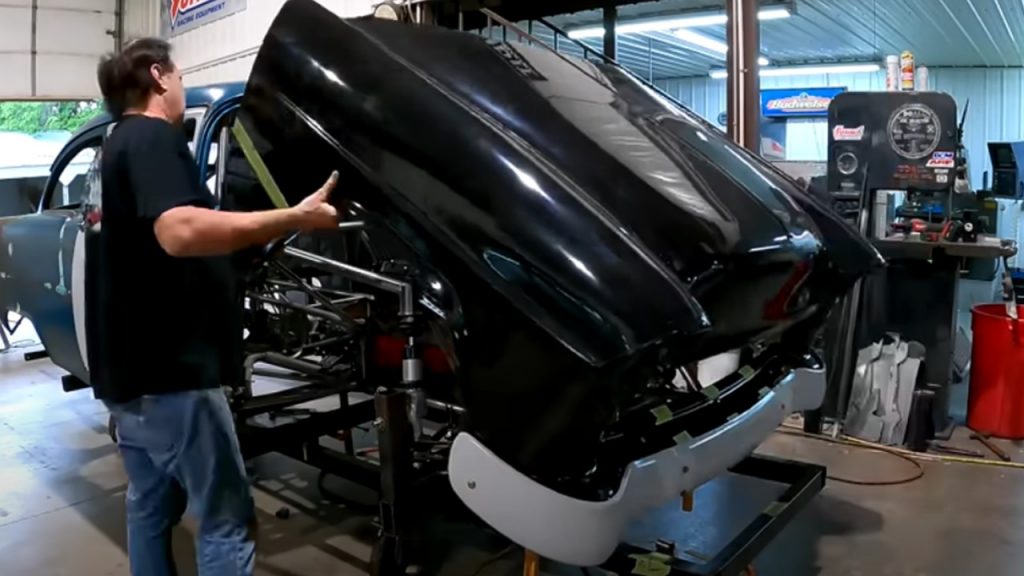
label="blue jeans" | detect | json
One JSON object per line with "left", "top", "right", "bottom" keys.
{"left": 106, "top": 388, "right": 256, "bottom": 576}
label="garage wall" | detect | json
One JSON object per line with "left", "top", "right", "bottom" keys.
{"left": 659, "top": 67, "right": 1024, "bottom": 188}
{"left": 121, "top": 0, "right": 377, "bottom": 86}
{"left": 657, "top": 68, "right": 1024, "bottom": 189}
{"left": 0, "top": 0, "right": 118, "bottom": 99}
{"left": 659, "top": 69, "right": 1024, "bottom": 266}
{"left": 122, "top": 0, "right": 162, "bottom": 40}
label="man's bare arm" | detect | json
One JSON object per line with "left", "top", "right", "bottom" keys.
{"left": 154, "top": 171, "right": 339, "bottom": 258}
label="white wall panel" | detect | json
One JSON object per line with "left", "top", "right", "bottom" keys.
{"left": 172, "top": 0, "right": 281, "bottom": 82}
{"left": 123, "top": 0, "right": 162, "bottom": 40}
{"left": 184, "top": 53, "right": 258, "bottom": 87}
{"left": 0, "top": 7, "right": 33, "bottom": 51}
{"left": 38, "top": 9, "right": 115, "bottom": 55}
{"left": 36, "top": 55, "right": 108, "bottom": 98}
{"left": 0, "top": 0, "right": 116, "bottom": 99}
{"left": 172, "top": 0, "right": 376, "bottom": 84}
{"left": 39, "top": 0, "right": 112, "bottom": 9}
{"left": 0, "top": 55, "right": 33, "bottom": 98}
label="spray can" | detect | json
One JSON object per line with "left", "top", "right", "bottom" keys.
{"left": 916, "top": 65, "right": 929, "bottom": 91}
{"left": 885, "top": 55, "right": 899, "bottom": 91}
{"left": 900, "top": 51, "right": 915, "bottom": 91}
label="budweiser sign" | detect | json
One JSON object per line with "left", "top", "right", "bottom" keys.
{"left": 761, "top": 87, "right": 845, "bottom": 118}
{"left": 765, "top": 92, "right": 832, "bottom": 113}
{"left": 832, "top": 125, "right": 865, "bottom": 141}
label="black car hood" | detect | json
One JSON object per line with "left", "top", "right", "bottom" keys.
{"left": 235, "top": 0, "right": 880, "bottom": 366}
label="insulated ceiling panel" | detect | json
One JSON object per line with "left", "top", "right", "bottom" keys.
{"left": 544, "top": 0, "right": 1024, "bottom": 80}
{"left": 509, "top": 24, "right": 717, "bottom": 79}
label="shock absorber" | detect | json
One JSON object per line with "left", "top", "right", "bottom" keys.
{"left": 402, "top": 335, "right": 423, "bottom": 385}
{"left": 279, "top": 245, "right": 429, "bottom": 436}
{"left": 400, "top": 306, "right": 426, "bottom": 441}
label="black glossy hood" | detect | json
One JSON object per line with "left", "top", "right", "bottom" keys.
{"left": 236, "top": 0, "right": 880, "bottom": 366}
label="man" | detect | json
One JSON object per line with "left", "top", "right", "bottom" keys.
{"left": 92, "top": 38, "right": 339, "bottom": 576}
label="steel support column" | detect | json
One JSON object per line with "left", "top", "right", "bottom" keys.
{"left": 726, "top": 0, "right": 760, "bottom": 151}
{"left": 115, "top": 0, "right": 125, "bottom": 48}
{"left": 603, "top": 5, "right": 617, "bottom": 59}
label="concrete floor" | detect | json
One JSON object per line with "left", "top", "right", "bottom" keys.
{"left": 2, "top": 342, "right": 1023, "bottom": 576}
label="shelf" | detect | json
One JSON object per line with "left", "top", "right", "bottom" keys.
{"left": 872, "top": 235, "right": 1017, "bottom": 261}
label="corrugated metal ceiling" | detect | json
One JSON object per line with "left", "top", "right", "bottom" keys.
{"left": 528, "top": 0, "right": 1024, "bottom": 79}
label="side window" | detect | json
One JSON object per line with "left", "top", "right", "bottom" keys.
{"left": 192, "top": 114, "right": 230, "bottom": 200}
{"left": 48, "top": 144, "right": 99, "bottom": 210}
{"left": 204, "top": 126, "right": 227, "bottom": 197}
{"left": 82, "top": 147, "right": 104, "bottom": 229}
{"left": 183, "top": 116, "right": 199, "bottom": 149}
{"left": 183, "top": 106, "right": 206, "bottom": 154}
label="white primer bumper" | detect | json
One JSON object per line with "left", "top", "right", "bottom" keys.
{"left": 447, "top": 364, "right": 825, "bottom": 567}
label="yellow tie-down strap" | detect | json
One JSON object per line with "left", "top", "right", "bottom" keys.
{"left": 231, "top": 118, "right": 289, "bottom": 210}
{"left": 629, "top": 551, "right": 672, "bottom": 576}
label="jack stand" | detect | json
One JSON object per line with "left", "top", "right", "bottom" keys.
{"left": 523, "top": 550, "right": 540, "bottom": 576}
{"left": 371, "top": 387, "right": 416, "bottom": 576}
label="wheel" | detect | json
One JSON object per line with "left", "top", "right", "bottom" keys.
{"left": 107, "top": 414, "right": 118, "bottom": 444}
{"left": 370, "top": 536, "right": 406, "bottom": 576}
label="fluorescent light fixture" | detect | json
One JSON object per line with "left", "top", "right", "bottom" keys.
{"left": 567, "top": 5, "right": 793, "bottom": 39}
{"left": 673, "top": 28, "right": 728, "bottom": 53}
{"left": 708, "top": 62, "right": 881, "bottom": 79}
{"left": 569, "top": 16, "right": 721, "bottom": 39}
{"left": 672, "top": 29, "right": 770, "bottom": 66}
{"left": 757, "top": 7, "right": 793, "bottom": 20}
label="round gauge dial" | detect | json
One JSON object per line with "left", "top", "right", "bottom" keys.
{"left": 887, "top": 103, "right": 942, "bottom": 160}
{"left": 373, "top": 2, "right": 401, "bottom": 20}
{"left": 837, "top": 151, "right": 859, "bottom": 175}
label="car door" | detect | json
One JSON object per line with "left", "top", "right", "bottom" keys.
{"left": 0, "top": 106, "right": 212, "bottom": 386}
{"left": 0, "top": 125, "right": 106, "bottom": 383}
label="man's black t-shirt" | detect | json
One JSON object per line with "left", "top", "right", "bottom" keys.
{"left": 87, "top": 115, "right": 243, "bottom": 404}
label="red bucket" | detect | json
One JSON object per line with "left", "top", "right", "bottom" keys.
{"left": 968, "top": 304, "right": 1024, "bottom": 438}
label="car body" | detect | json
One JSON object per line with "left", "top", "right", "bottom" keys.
{"left": 0, "top": 0, "right": 882, "bottom": 566}
{"left": 0, "top": 82, "right": 245, "bottom": 385}
{"left": 231, "top": 0, "right": 882, "bottom": 565}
